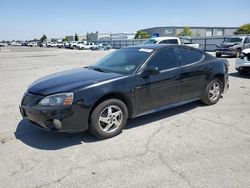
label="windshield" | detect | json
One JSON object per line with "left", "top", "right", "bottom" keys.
{"left": 224, "top": 38, "right": 242, "bottom": 43}
{"left": 143, "top": 39, "right": 157, "bottom": 44}
{"left": 89, "top": 48, "right": 153, "bottom": 74}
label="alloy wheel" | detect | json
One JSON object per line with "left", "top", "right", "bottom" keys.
{"left": 208, "top": 82, "right": 221, "bottom": 101}
{"left": 98, "top": 105, "right": 123, "bottom": 133}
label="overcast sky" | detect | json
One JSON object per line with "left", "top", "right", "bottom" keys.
{"left": 0, "top": 0, "right": 249, "bottom": 40}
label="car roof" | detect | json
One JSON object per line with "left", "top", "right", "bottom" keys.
{"left": 124, "top": 44, "right": 187, "bottom": 50}
{"left": 148, "top": 37, "right": 180, "bottom": 41}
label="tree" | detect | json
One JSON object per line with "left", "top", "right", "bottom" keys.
{"left": 63, "top": 36, "right": 70, "bottom": 42}
{"left": 134, "top": 31, "right": 150, "bottom": 39}
{"left": 177, "top": 27, "right": 193, "bottom": 36}
{"left": 40, "top": 34, "right": 47, "bottom": 42}
{"left": 75, "top": 33, "right": 79, "bottom": 41}
{"left": 234, "top": 23, "right": 250, "bottom": 35}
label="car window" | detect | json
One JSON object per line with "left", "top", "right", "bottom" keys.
{"left": 244, "top": 38, "right": 249, "bottom": 43}
{"left": 146, "top": 48, "right": 178, "bottom": 71}
{"left": 158, "top": 39, "right": 179, "bottom": 44}
{"left": 91, "top": 49, "right": 153, "bottom": 74}
{"left": 177, "top": 48, "right": 203, "bottom": 66}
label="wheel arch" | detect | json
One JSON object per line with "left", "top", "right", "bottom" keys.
{"left": 88, "top": 92, "right": 134, "bottom": 125}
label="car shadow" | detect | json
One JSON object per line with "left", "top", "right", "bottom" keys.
{"left": 15, "top": 101, "right": 203, "bottom": 150}
{"left": 229, "top": 72, "right": 250, "bottom": 79}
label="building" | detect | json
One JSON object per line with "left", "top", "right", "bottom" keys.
{"left": 87, "top": 32, "right": 136, "bottom": 42}
{"left": 140, "top": 26, "right": 239, "bottom": 37}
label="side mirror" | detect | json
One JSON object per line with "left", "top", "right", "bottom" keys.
{"left": 142, "top": 66, "right": 160, "bottom": 77}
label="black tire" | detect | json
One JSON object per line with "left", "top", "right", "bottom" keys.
{"left": 235, "top": 48, "right": 241, "bottom": 58}
{"left": 201, "top": 79, "right": 223, "bottom": 105}
{"left": 89, "top": 99, "right": 128, "bottom": 139}
{"left": 216, "top": 52, "right": 222, "bottom": 58}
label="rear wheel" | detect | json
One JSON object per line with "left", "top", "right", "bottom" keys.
{"left": 201, "top": 79, "right": 223, "bottom": 105}
{"left": 89, "top": 99, "right": 128, "bottom": 139}
{"left": 216, "top": 52, "right": 222, "bottom": 58}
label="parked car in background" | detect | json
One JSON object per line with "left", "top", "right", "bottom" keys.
{"left": 143, "top": 37, "right": 200, "bottom": 49}
{"left": 235, "top": 48, "right": 250, "bottom": 74}
{"left": 91, "top": 43, "right": 112, "bottom": 51}
{"left": 64, "top": 41, "right": 71, "bottom": 48}
{"left": 47, "top": 42, "right": 58, "bottom": 48}
{"left": 20, "top": 45, "right": 229, "bottom": 139}
{"left": 83, "top": 42, "right": 96, "bottom": 50}
{"left": 69, "top": 41, "right": 78, "bottom": 49}
{"left": 27, "top": 42, "right": 37, "bottom": 47}
{"left": 11, "top": 41, "right": 22, "bottom": 46}
{"left": 0, "top": 42, "right": 8, "bottom": 47}
{"left": 57, "top": 42, "right": 64, "bottom": 48}
{"left": 39, "top": 42, "right": 47, "bottom": 47}
{"left": 180, "top": 37, "right": 200, "bottom": 49}
{"left": 76, "top": 41, "right": 87, "bottom": 50}
{"left": 143, "top": 37, "right": 181, "bottom": 45}
{"left": 21, "top": 42, "right": 28, "bottom": 46}
{"left": 215, "top": 36, "right": 250, "bottom": 58}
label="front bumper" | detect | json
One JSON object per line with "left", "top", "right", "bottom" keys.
{"left": 235, "top": 58, "right": 250, "bottom": 71}
{"left": 19, "top": 92, "right": 89, "bottom": 133}
{"left": 216, "top": 48, "right": 237, "bottom": 56}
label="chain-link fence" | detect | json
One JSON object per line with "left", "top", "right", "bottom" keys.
{"left": 92, "top": 35, "right": 248, "bottom": 51}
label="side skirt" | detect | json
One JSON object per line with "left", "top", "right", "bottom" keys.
{"left": 133, "top": 98, "right": 200, "bottom": 118}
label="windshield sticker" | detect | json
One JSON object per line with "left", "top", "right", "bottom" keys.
{"left": 139, "top": 48, "right": 153, "bottom": 53}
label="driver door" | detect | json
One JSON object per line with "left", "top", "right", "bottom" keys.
{"left": 134, "top": 47, "right": 181, "bottom": 115}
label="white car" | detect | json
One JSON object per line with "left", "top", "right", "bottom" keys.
{"left": 57, "top": 42, "right": 64, "bottom": 48}
{"left": 83, "top": 42, "right": 96, "bottom": 50}
{"left": 47, "top": 42, "right": 58, "bottom": 47}
{"left": 0, "top": 42, "right": 8, "bottom": 47}
{"left": 235, "top": 48, "right": 250, "bottom": 74}
{"left": 143, "top": 37, "right": 200, "bottom": 49}
{"left": 143, "top": 37, "right": 181, "bottom": 45}
{"left": 69, "top": 41, "right": 78, "bottom": 49}
{"left": 76, "top": 41, "right": 87, "bottom": 50}
{"left": 27, "top": 42, "right": 38, "bottom": 47}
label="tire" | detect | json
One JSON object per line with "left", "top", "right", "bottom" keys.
{"left": 89, "top": 99, "right": 128, "bottom": 139}
{"left": 235, "top": 48, "right": 241, "bottom": 58}
{"left": 201, "top": 79, "right": 223, "bottom": 105}
{"left": 216, "top": 52, "right": 222, "bottom": 58}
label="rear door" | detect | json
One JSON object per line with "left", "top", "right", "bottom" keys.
{"left": 176, "top": 47, "right": 209, "bottom": 101}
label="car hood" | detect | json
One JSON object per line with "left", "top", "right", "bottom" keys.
{"left": 28, "top": 68, "right": 121, "bottom": 95}
{"left": 217, "top": 42, "right": 238, "bottom": 48}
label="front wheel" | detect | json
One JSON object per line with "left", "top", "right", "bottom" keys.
{"left": 216, "top": 52, "right": 222, "bottom": 58}
{"left": 89, "top": 99, "right": 128, "bottom": 139}
{"left": 235, "top": 49, "right": 241, "bottom": 58}
{"left": 201, "top": 79, "right": 223, "bottom": 105}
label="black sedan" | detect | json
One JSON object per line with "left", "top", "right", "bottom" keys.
{"left": 20, "top": 45, "right": 229, "bottom": 139}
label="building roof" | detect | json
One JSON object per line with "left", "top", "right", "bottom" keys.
{"left": 142, "top": 26, "right": 239, "bottom": 30}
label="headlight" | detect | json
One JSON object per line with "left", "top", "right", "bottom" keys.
{"left": 39, "top": 93, "right": 74, "bottom": 107}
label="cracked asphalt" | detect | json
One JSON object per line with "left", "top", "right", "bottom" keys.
{"left": 0, "top": 46, "right": 250, "bottom": 188}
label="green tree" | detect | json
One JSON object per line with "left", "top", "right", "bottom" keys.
{"left": 40, "top": 34, "right": 47, "bottom": 42}
{"left": 134, "top": 31, "right": 150, "bottom": 39}
{"left": 63, "top": 36, "right": 70, "bottom": 42}
{"left": 234, "top": 23, "right": 250, "bottom": 34}
{"left": 75, "top": 33, "right": 79, "bottom": 41}
{"left": 177, "top": 27, "right": 193, "bottom": 36}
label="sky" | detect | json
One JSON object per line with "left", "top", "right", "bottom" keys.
{"left": 0, "top": 0, "right": 249, "bottom": 41}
